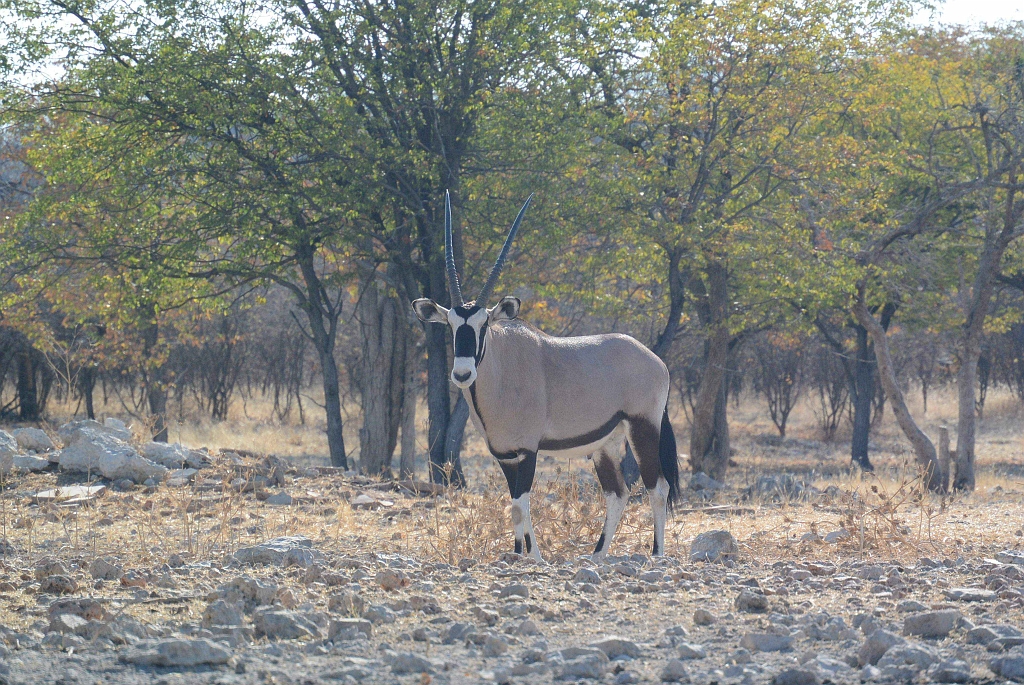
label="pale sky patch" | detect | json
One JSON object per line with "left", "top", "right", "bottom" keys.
{"left": 915, "top": 0, "right": 1024, "bottom": 27}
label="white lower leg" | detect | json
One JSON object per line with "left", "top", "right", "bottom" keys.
{"left": 593, "top": 492, "right": 628, "bottom": 562}
{"left": 650, "top": 477, "right": 670, "bottom": 556}
{"left": 511, "top": 493, "right": 542, "bottom": 560}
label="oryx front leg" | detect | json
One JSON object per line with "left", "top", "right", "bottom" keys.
{"left": 592, "top": 448, "right": 628, "bottom": 562}
{"left": 497, "top": 450, "right": 542, "bottom": 561}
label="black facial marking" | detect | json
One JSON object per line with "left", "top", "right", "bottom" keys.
{"left": 454, "top": 323, "right": 477, "bottom": 358}
{"left": 594, "top": 532, "right": 606, "bottom": 554}
{"left": 524, "top": 532, "right": 533, "bottom": 554}
{"left": 539, "top": 411, "right": 626, "bottom": 452}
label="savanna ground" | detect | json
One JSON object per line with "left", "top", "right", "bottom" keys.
{"left": 0, "top": 387, "right": 1023, "bottom": 684}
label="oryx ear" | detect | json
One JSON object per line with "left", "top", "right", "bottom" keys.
{"left": 413, "top": 298, "right": 448, "bottom": 323}
{"left": 488, "top": 296, "right": 520, "bottom": 322}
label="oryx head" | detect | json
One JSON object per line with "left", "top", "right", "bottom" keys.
{"left": 413, "top": 191, "right": 532, "bottom": 389}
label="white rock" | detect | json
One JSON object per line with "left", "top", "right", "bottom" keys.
{"left": 140, "top": 442, "right": 208, "bottom": 469}
{"left": 266, "top": 491, "right": 294, "bottom": 505}
{"left": 252, "top": 608, "right": 320, "bottom": 640}
{"left": 902, "top": 610, "right": 960, "bottom": 638}
{"left": 0, "top": 430, "right": 18, "bottom": 474}
{"left": 391, "top": 652, "right": 437, "bottom": 675}
{"left": 690, "top": 530, "right": 738, "bottom": 562}
{"left": 234, "top": 536, "right": 321, "bottom": 567}
{"left": 590, "top": 637, "right": 642, "bottom": 659}
{"left": 58, "top": 429, "right": 166, "bottom": 483}
{"left": 89, "top": 558, "right": 123, "bottom": 580}
{"left": 661, "top": 659, "right": 691, "bottom": 682}
{"left": 740, "top": 633, "right": 794, "bottom": 652}
{"left": 11, "top": 427, "right": 55, "bottom": 452}
{"left": 59, "top": 419, "right": 131, "bottom": 445}
{"left": 677, "top": 643, "right": 707, "bottom": 659}
{"left": 13, "top": 455, "right": 50, "bottom": 471}
{"left": 120, "top": 638, "right": 231, "bottom": 666}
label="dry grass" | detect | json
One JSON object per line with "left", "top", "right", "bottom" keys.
{"left": 1, "top": 385, "right": 1022, "bottom": 632}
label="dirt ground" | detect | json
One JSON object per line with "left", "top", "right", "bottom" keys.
{"left": 0, "top": 388, "right": 1023, "bottom": 684}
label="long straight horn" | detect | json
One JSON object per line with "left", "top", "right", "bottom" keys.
{"left": 477, "top": 194, "right": 533, "bottom": 305}
{"left": 444, "top": 190, "right": 464, "bottom": 307}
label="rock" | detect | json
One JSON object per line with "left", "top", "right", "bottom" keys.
{"left": 517, "top": 619, "right": 540, "bottom": 636}
{"left": 690, "top": 530, "right": 738, "bottom": 563}
{"left": 39, "top": 575, "right": 78, "bottom": 595}
{"left": 677, "top": 643, "right": 707, "bottom": 659}
{"left": 574, "top": 568, "right": 601, "bottom": 584}
{"left": 749, "top": 474, "right": 817, "bottom": 501}
{"left": 49, "top": 613, "right": 89, "bottom": 635}
{"left": 990, "top": 651, "right": 1024, "bottom": 681}
{"left": 740, "top": 633, "right": 793, "bottom": 652}
{"left": 234, "top": 536, "right": 320, "bottom": 567}
{"left": 213, "top": 576, "right": 279, "bottom": 609}
{"left": 877, "top": 642, "right": 939, "bottom": 671}
{"left": 944, "top": 587, "right": 996, "bottom": 602}
{"left": 328, "top": 591, "right": 365, "bottom": 617}
{"left": 47, "top": 597, "right": 108, "bottom": 622}
{"left": 560, "top": 651, "right": 609, "bottom": 679}
{"left": 203, "top": 599, "right": 244, "bottom": 628}
{"left": 772, "top": 669, "right": 820, "bottom": 685}
{"left": 823, "top": 529, "right": 850, "bottom": 544}
{"left": 139, "top": 442, "right": 208, "bottom": 469}
{"left": 927, "top": 659, "right": 971, "bottom": 683}
{"left": 59, "top": 419, "right": 131, "bottom": 445}
{"left": 735, "top": 589, "right": 769, "bottom": 613}
{"left": 858, "top": 629, "right": 904, "bottom": 666}
{"left": 364, "top": 605, "right": 397, "bottom": 625}
{"left": 120, "top": 638, "right": 231, "bottom": 666}
{"left": 35, "top": 559, "right": 70, "bottom": 580}
{"left": 498, "top": 583, "right": 529, "bottom": 599}
{"left": 265, "top": 491, "right": 294, "bottom": 505}
{"left": 391, "top": 652, "right": 437, "bottom": 674}
{"left": 89, "top": 558, "right": 123, "bottom": 581}
{"left": 590, "top": 637, "right": 642, "bottom": 659}
{"left": 58, "top": 429, "right": 167, "bottom": 483}
{"left": 896, "top": 600, "right": 928, "bottom": 613}
{"left": 166, "top": 468, "right": 198, "bottom": 486}
{"left": 661, "top": 658, "right": 691, "bottom": 682}
{"left": 252, "top": 609, "right": 320, "bottom": 640}
{"left": 902, "top": 610, "right": 959, "bottom": 638}
{"left": 996, "top": 550, "right": 1024, "bottom": 566}
{"left": 328, "top": 618, "right": 372, "bottom": 640}
{"left": 13, "top": 455, "right": 50, "bottom": 471}
{"left": 484, "top": 634, "right": 509, "bottom": 656}
{"left": 693, "top": 609, "right": 715, "bottom": 626}
{"left": 968, "top": 624, "right": 1021, "bottom": 645}
{"left": 11, "top": 427, "right": 55, "bottom": 452}
{"left": 690, "top": 472, "right": 727, "bottom": 491}
{"left": 444, "top": 622, "right": 473, "bottom": 644}
{"left": 376, "top": 569, "right": 409, "bottom": 591}
{"left": 0, "top": 430, "right": 17, "bottom": 474}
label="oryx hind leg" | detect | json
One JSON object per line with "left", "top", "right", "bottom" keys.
{"left": 497, "top": 450, "right": 542, "bottom": 561}
{"left": 626, "top": 415, "right": 670, "bottom": 557}
{"left": 592, "top": 445, "right": 628, "bottom": 562}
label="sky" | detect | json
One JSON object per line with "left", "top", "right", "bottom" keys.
{"left": 916, "top": 0, "right": 1024, "bottom": 26}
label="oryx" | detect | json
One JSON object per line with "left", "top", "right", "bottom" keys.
{"left": 413, "top": 192, "right": 680, "bottom": 561}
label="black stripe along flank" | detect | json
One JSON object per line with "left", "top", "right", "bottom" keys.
{"left": 538, "top": 411, "right": 626, "bottom": 452}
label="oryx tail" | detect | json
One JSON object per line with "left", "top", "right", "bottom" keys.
{"left": 660, "top": 405, "right": 680, "bottom": 510}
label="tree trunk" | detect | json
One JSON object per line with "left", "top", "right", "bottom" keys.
{"left": 442, "top": 395, "right": 468, "bottom": 488}
{"left": 853, "top": 287, "right": 943, "bottom": 492}
{"left": 850, "top": 324, "right": 874, "bottom": 470}
{"left": 399, "top": 344, "right": 417, "bottom": 480}
{"left": 296, "top": 247, "right": 347, "bottom": 468}
{"left": 651, "top": 248, "right": 687, "bottom": 360}
{"left": 355, "top": 268, "right": 407, "bottom": 477}
{"left": 80, "top": 366, "right": 96, "bottom": 420}
{"left": 140, "top": 314, "right": 169, "bottom": 442}
{"left": 424, "top": 235, "right": 455, "bottom": 483}
{"left": 955, "top": 247, "right": 1011, "bottom": 491}
{"left": 16, "top": 347, "right": 39, "bottom": 421}
{"left": 937, "top": 426, "right": 951, "bottom": 494}
{"left": 689, "top": 261, "right": 731, "bottom": 480}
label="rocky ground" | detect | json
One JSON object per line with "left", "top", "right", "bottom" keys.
{"left": 2, "top": 412, "right": 1024, "bottom": 684}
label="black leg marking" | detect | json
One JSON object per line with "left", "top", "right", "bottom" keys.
{"left": 594, "top": 450, "right": 627, "bottom": 498}
{"left": 514, "top": 538, "right": 523, "bottom": 554}
{"left": 594, "top": 532, "right": 606, "bottom": 555}
{"left": 652, "top": 538, "right": 660, "bottom": 556}
{"left": 524, "top": 533, "right": 533, "bottom": 554}
{"left": 497, "top": 451, "right": 538, "bottom": 499}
